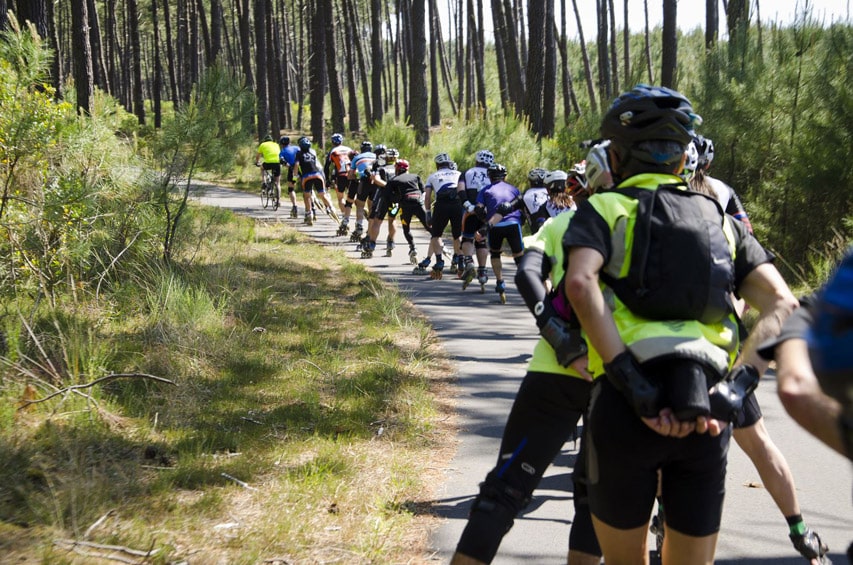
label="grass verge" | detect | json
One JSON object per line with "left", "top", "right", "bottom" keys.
{"left": 0, "top": 210, "right": 457, "bottom": 564}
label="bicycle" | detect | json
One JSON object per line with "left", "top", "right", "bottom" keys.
{"left": 258, "top": 166, "right": 280, "bottom": 211}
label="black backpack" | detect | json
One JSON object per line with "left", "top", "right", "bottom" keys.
{"left": 601, "top": 183, "right": 735, "bottom": 324}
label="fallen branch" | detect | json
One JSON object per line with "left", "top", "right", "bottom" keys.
{"left": 83, "top": 508, "right": 116, "bottom": 539}
{"left": 19, "top": 373, "right": 176, "bottom": 409}
{"left": 54, "top": 538, "right": 161, "bottom": 564}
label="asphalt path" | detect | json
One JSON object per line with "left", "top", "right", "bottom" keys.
{"left": 190, "top": 183, "right": 852, "bottom": 564}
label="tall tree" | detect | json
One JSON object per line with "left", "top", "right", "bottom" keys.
{"left": 541, "top": 0, "right": 556, "bottom": 137}
{"left": 87, "top": 0, "right": 109, "bottom": 92}
{"left": 571, "top": 0, "right": 597, "bottom": 113}
{"left": 705, "top": 0, "right": 718, "bottom": 49}
{"left": 210, "top": 0, "right": 224, "bottom": 62}
{"left": 524, "top": 0, "right": 546, "bottom": 134}
{"left": 238, "top": 0, "right": 253, "bottom": 96}
{"left": 660, "top": 0, "right": 677, "bottom": 87}
{"left": 410, "top": 0, "right": 428, "bottom": 144}
{"left": 309, "top": 0, "right": 326, "bottom": 143}
{"left": 128, "top": 0, "right": 145, "bottom": 123}
{"left": 343, "top": 0, "right": 360, "bottom": 131}
{"left": 254, "top": 0, "right": 270, "bottom": 138}
{"left": 17, "top": 0, "right": 47, "bottom": 38}
{"left": 370, "top": 0, "right": 383, "bottom": 124}
{"left": 596, "top": 0, "right": 611, "bottom": 103}
{"left": 152, "top": 0, "right": 163, "bottom": 127}
{"left": 70, "top": 0, "right": 94, "bottom": 114}
{"left": 163, "top": 0, "right": 181, "bottom": 106}
{"left": 429, "top": 0, "right": 441, "bottom": 125}
{"left": 324, "top": 0, "right": 345, "bottom": 132}
{"left": 643, "top": 0, "right": 654, "bottom": 83}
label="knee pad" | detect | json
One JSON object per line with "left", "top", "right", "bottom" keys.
{"left": 454, "top": 479, "right": 526, "bottom": 563}
{"left": 287, "top": 186, "right": 295, "bottom": 194}
{"left": 344, "top": 202, "right": 353, "bottom": 211}
{"left": 490, "top": 251, "right": 502, "bottom": 260}
{"left": 475, "top": 240, "right": 487, "bottom": 250}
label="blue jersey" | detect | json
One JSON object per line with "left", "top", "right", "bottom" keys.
{"left": 351, "top": 152, "right": 377, "bottom": 178}
{"left": 477, "top": 180, "right": 522, "bottom": 224}
{"left": 280, "top": 145, "right": 298, "bottom": 167}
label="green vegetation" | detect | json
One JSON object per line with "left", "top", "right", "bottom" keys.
{"left": 0, "top": 11, "right": 850, "bottom": 564}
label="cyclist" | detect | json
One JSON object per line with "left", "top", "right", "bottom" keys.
{"left": 472, "top": 163, "right": 523, "bottom": 302}
{"left": 324, "top": 133, "right": 352, "bottom": 222}
{"left": 458, "top": 150, "right": 495, "bottom": 285}
{"left": 255, "top": 134, "right": 281, "bottom": 206}
{"left": 289, "top": 137, "right": 332, "bottom": 226}
{"left": 451, "top": 186, "right": 600, "bottom": 565}
{"left": 563, "top": 84, "right": 799, "bottom": 564}
{"left": 415, "top": 153, "right": 463, "bottom": 277}
{"left": 279, "top": 136, "right": 300, "bottom": 217}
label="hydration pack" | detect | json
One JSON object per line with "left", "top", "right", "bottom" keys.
{"left": 601, "top": 183, "right": 735, "bottom": 324}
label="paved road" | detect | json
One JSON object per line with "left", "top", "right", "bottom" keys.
{"left": 191, "top": 184, "right": 852, "bottom": 564}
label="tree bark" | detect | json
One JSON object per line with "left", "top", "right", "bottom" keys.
{"left": 643, "top": 0, "right": 653, "bottom": 83}
{"left": 343, "top": 0, "right": 360, "bottom": 131}
{"left": 70, "top": 0, "right": 94, "bottom": 114}
{"left": 210, "top": 0, "right": 223, "bottom": 62}
{"left": 571, "top": 0, "right": 596, "bottom": 112}
{"left": 429, "top": 0, "right": 441, "bottom": 125}
{"left": 87, "top": 0, "right": 109, "bottom": 92}
{"left": 324, "top": 0, "right": 345, "bottom": 133}
{"left": 309, "top": 0, "right": 325, "bottom": 143}
{"left": 705, "top": 0, "right": 718, "bottom": 49}
{"left": 163, "top": 0, "right": 181, "bottom": 106}
{"left": 254, "top": 0, "right": 270, "bottom": 138}
{"left": 622, "top": 0, "right": 629, "bottom": 87}
{"left": 524, "top": 0, "right": 546, "bottom": 134}
{"left": 370, "top": 0, "right": 383, "bottom": 124}
{"left": 542, "top": 0, "right": 556, "bottom": 137}
{"left": 410, "top": 0, "right": 429, "bottom": 145}
{"left": 661, "top": 0, "right": 677, "bottom": 87}
{"left": 596, "top": 0, "right": 611, "bottom": 104}
{"left": 152, "top": 0, "right": 163, "bottom": 127}
{"left": 128, "top": 0, "right": 145, "bottom": 124}
{"left": 238, "top": 0, "right": 253, "bottom": 95}
{"left": 608, "top": 0, "right": 618, "bottom": 94}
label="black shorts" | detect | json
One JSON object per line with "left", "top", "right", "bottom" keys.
{"left": 334, "top": 174, "right": 348, "bottom": 193}
{"left": 301, "top": 176, "right": 324, "bottom": 193}
{"left": 262, "top": 162, "right": 281, "bottom": 177}
{"left": 346, "top": 178, "right": 360, "bottom": 201}
{"left": 356, "top": 177, "right": 373, "bottom": 202}
{"left": 487, "top": 222, "right": 524, "bottom": 255}
{"left": 369, "top": 193, "right": 394, "bottom": 221}
{"left": 462, "top": 213, "right": 484, "bottom": 239}
{"left": 586, "top": 362, "right": 730, "bottom": 537}
{"left": 399, "top": 201, "right": 428, "bottom": 231}
{"left": 429, "top": 199, "right": 463, "bottom": 239}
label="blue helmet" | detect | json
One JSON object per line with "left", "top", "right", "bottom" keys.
{"left": 331, "top": 133, "right": 344, "bottom": 145}
{"left": 298, "top": 137, "right": 311, "bottom": 151}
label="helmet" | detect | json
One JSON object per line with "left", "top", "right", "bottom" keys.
{"left": 298, "top": 136, "right": 311, "bottom": 151}
{"left": 386, "top": 148, "right": 399, "bottom": 158}
{"left": 684, "top": 141, "right": 699, "bottom": 173}
{"left": 361, "top": 141, "right": 373, "bottom": 152}
{"left": 527, "top": 168, "right": 548, "bottom": 187}
{"left": 279, "top": 136, "right": 290, "bottom": 145}
{"left": 544, "top": 170, "right": 568, "bottom": 194}
{"left": 601, "top": 84, "right": 701, "bottom": 163}
{"left": 395, "top": 159, "right": 410, "bottom": 173}
{"left": 584, "top": 140, "right": 614, "bottom": 192}
{"left": 374, "top": 144, "right": 387, "bottom": 156}
{"left": 263, "top": 134, "right": 274, "bottom": 142}
{"left": 434, "top": 152, "right": 452, "bottom": 167}
{"left": 476, "top": 150, "right": 495, "bottom": 167}
{"left": 487, "top": 163, "right": 508, "bottom": 181}
{"left": 449, "top": 161, "right": 458, "bottom": 170}
{"left": 331, "top": 133, "right": 343, "bottom": 145}
{"left": 566, "top": 168, "right": 589, "bottom": 196}
{"left": 694, "top": 134, "right": 715, "bottom": 170}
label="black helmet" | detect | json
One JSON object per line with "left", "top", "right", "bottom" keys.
{"left": 487, "top": 163, "right": 508, "bottom": 181}
{"left": 361, "top": 141, "right": 373, "bottom": 152}
{"left": 263, "top": 134, "right": 274, "bottom": 142}
{"left": 527, "top": 168, "right": 548, "bottom": 187}
{"left": 279, "top": 136, "right": 290, "bottom": 146}
{"left": 601, "top": 84, "right": 699, "bottom": 148}
{"left": 374, "top": 144, "right": 387, "bottom": 156}
{"left": 298, "top": 136, "right": 311, "bottom": 151}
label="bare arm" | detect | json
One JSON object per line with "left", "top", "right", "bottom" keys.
{"left": 775, "top": 338, "right": 846, "bottom": 456}
{"left": 736, "top": 263, "right": 799, "bottom": 372}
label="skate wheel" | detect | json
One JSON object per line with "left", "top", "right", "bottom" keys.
{"left": 499, "top": 293, "right": 506, "bottom": 304}
{"left": 480, "top": 285, "right": 485, "bottom": 294}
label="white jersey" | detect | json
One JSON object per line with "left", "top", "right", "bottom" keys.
{"left": 707, "top": 176, "right": 733, "bottom": 211}
{"left": 523, "top": 187, "right": 576, "bottom": 219}
{"left": 425, "top": 168, "right": 462, "bottom": 198}
{"left": 462, "top": 165, "right": 491, "bottom": 193}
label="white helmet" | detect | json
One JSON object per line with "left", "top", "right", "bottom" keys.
{"left": 475, "top": 150, "right": 495, "bottom": 167}
{"left": 684, "top": 141, "right": 699, "bottom": 174}
{"left": 434, "top": 153, "right": 452, "bottom": 167}
{"left": 584, "top": 140, "right": 614, "bottom": 192}
{"left": 544, "top": 170, "right": 568, "bottom": 194}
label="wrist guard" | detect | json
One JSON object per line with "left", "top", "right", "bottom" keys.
{"left": 474, "top": 206, "right": 487, "bottom": 221}
{"left": 708, "top": 364, "right": 760, "bottom": 422}
{"left": 463, "top": 201, "right": 476, "bottom": 213}
{"left": 496, "top": 201, "right": 513, "bottom": 216}
{"left": 540, "top": 316, "right": 588, "bottom": 368}
{"left": 604, "top": 351, "right": 662, "bottom": 418}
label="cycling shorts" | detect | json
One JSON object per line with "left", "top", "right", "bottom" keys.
{"left": 429, "top": 199, "right": 463, "bottom": 239}
{"left": 462, "top": 213, "right": 485, "bottom": 239}
{"left": 487, "top": 222, "right": 524, "bottom": 256}
{"left": 302, "top": 176, "right": 324, "bottom": 193}
{"left": 586, "top": 361, "right": 730, "bottom": 537}
{"left": 732, "top": 390, "right": 762, "bottom": 429}
{"left": 262, "top": 162, "right": 281, "bottom": 177}
{"left": 355, "top": 177, "right": 373, "bottom": 202}
{"left": 334, "top": 174, "right": 348, "bottom": 193}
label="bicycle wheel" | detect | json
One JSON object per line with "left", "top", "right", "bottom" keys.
{"left": 272, "top": 185, "right": 280, "bottom": 211}
{"left": 261, "top": 184, "right": 270, "bottom": 209}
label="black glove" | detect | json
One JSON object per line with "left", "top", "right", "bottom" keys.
{"left": 708, "top": 364, "right": 760, "bottom": 422}
{"left": 604, "top": 351, "right": 662, "bottom": 418}
{"left": 535, "top": 298, "right": 587, "bottom": 367}
{"left": 496, "top": 201, "right": 514, "bottom": 216}
{"left": 474, "top": 206, "right": 487, "bottom": 221}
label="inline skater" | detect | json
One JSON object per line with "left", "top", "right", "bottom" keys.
{"left": 415, "top": 153, "right": 463, "bottom": 278}
{"left": 361, "top": 148, "right": 400, "bottom": 258}
{"left": 324, "top": 133, "right": 352, "bottom": 221}
{"left": 342, "top": 141, "right": 377, "bottom": 242}
{"left": 458, "top": 150, "right": 495, "bottom": 285}
{"left": 289, "top": 137, "right": 333, "bottom": 226}
{"left": 278, "top": 136, "right": 300, "bottom": 216}
{"left": 385, "top": 159, "right": 430, "bottom": 263}
{"left": 563, "top": 84, "right": 799, "bottom": 564}
{"left": 471, "top": 163, "right": 523, "bottom": 303}
{"left": 520, "top": 168, "right": 548, "bottom": 233}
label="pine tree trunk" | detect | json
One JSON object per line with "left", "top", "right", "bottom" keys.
{"left": 70, "top": 0, "right": 94, "bottom": 114}
{"left": 238, "top": 0, "right": 253, "bottom": 95}
{"left": 163, "top": 0, "right": 181, "bottom": 105}
{"left": 309, "top": 0, "right": 326, "bottom": 143}
{"left": 370, "top": 0, "right": 383, "bottom": 124}
{"left": 324, "top": 0, "right": 345, "bottom": 133}
{"left": 524, "top": 0, "right": 545, "bottom": 133}
{"left": 152, "top": 0, "right": 163, "bottom": 127}
{"left": 254, "top": 0, "right": 270, "bottom": 138}
{"left": 343, "top": 0, "right": 360, "bottom": 131}
{"left": 705, "top": 0, "right": 717, "bottom": 49}
{"left": 128, "top": 0, "right": 145, "bottom": 124}
{"left": 542, "top": 0, "right": 556, "bottom": 137}
{"left": 210, "top": 0, "right": 223, "bottom": 62}
{"left": 661, "top": 0, "right": 677, "bottom": 87}
{"left": 410, "top": 0, "right": 429, "bottom": 145}
{"left": 429, "top": 0, "right": 441, "bottom": 125}
{"left": 608, "top": 0, "right": 618, "bottom": 94}
{"left": 571, "top": 0, "right": 596, "bottom": 113}
{"left": 643, "top": 0, "right": 653, "bottom": 83}
{"left": 87, "top": 0, "right": 109, "bottom": 92}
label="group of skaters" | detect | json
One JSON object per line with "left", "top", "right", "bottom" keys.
{"left": 257, "top": 84, "right": 850, "bottom": 564}
{"left": 447, "top": 84, "right": 847, "bottom": 565}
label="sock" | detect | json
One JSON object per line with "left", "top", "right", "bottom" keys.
{"left": 786, "top": 514, "right": 806, "bottom": 536}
